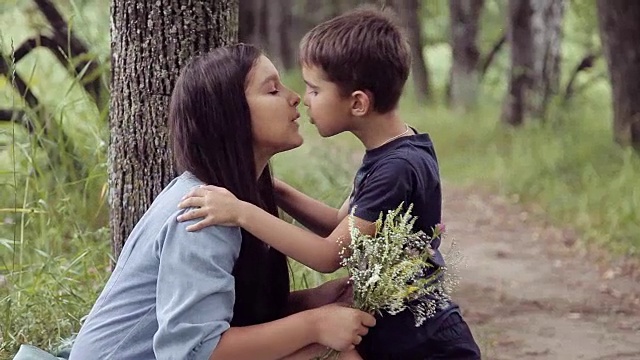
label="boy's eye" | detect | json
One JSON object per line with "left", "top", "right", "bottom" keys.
{"left": 269, "top": 89, "right": 279, "bottom": 95}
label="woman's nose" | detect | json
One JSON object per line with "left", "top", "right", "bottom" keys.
{"left": 290, "top": 91, "right": 301, "bottom": 107}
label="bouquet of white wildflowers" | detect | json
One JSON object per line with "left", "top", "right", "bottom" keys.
{"left": 317, "top": 204, "right": 460, "bottom": 360}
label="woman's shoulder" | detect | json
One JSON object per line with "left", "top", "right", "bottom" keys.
{"left": 137, "top": 172, "right": 243, "bottom": 257}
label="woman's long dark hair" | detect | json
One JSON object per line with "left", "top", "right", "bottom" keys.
{"left": 168, "top": 44, "right": 289, "bottom": 326}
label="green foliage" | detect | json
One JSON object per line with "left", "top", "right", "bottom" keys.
{"left": 0, "top": 0, "right": 111, "bottom": 357}
{"left": 414, "top": 100, "right": 640, "bottom": 254}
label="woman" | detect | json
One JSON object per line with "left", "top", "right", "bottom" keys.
{"left": 67, "top": 44, "right": 374, "bottom": 360}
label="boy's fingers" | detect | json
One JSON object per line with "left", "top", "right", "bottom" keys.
{"left": 177, "top": 208, "right": 207, "bottom": 222}
{"left": 181, "top": 187, "right": 202, "bottom": 200}
{"left": 186, "top": 220, "right": 208, "bottom": 232}
{"left": 177, "top": 197, "right": 204, "bottom": 209}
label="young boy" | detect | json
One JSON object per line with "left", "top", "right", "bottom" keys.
{"left": 178, "top": 6, "right": 481, "bottom": 360}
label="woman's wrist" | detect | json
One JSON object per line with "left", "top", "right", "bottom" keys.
{"left": 301, "top": 308, "right": 322, "bottom": 344}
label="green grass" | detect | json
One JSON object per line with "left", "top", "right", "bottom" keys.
{"left": 1, "top": 0, "right": 639, "bottom": 357}
{"left": 419, "top": 101, "right": 640, "bottom": 255}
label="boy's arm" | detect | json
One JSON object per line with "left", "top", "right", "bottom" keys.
{"left": 177, "top": 159, "right": 414, "bottom": 273}
{"left": 178, "top": 186, "right": 367, "bottom": 273}
{"left": 248, "top": 159, "right": 416, "bottom": 272}
{"left": 274, "top": 178, "right": 348, "bottom": 237}
{"left": 237, "top": 202, "right": 375, "bottom": 273}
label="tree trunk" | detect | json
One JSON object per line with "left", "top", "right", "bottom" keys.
{"left": 109, "top": 0, "right": 238, "bottom": 259}
{"left": 279, "top": 0, "right": 295, "bottom": 70}
{"left": 239, "top": 0, "right": 266, "bottom": 46}
{"left": 395, "top": 0, "right": 431, "bottom": 102}
{"left": 448, "top": 0, "right": 484, "bottom": 109}
{"left": 265, "top": 0, "right": 285, "bottom": 68}
{"left": 501, "top": 0, "right": 565, "bottom": 126}
{"left": 239, "top": 0, "right": 256, "bottom": 43}
{"left": 596, "top": 0, "right": 640, "bottom": 149}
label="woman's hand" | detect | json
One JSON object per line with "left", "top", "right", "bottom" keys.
{"left": 177, "top": 185, "right": 244, "bottom": 230}
{"left": 310, "top": 304, "right": 375, "bottom": 352}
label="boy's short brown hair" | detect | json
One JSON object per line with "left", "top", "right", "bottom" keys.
{"left": 299, "top": 5, "right": 411, "bottom": 114}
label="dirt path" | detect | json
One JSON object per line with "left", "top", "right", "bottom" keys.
{"left": 443, "top": 185, "right": 640, "bottom": 360}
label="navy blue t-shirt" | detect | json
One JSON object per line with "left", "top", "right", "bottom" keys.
{"left": 349, "top": 131, "right": 445, "bottom": 267}
{"left": 349, "top": 131, "right": 459, "bottom": 356}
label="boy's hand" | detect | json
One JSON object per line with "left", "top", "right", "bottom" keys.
{"left": 177, "top": 185, "right": 243, "bottom": 230}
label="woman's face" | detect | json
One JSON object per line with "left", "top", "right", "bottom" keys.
{"left": 246, "top": 55, "right": 303, "bottom": 158}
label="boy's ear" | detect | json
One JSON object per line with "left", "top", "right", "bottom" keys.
{"left": 350, "top": 90, "right": 372, "bottom": 117}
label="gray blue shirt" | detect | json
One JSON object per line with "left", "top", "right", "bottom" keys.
{"left": 69, "top": 172, "right": 242, "bottom": 360}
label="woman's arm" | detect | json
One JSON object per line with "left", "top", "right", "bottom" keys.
{"left": 274, "top": 178, "right": 348, "bottom": 237}
{"left": 156, "top": 213, "right": 374, "bottom": 360}
{"left": 211, "top": 313, "right": 315, "bottom": 360}
{"left": 281, "top": 345, "right": 363, "bottom": 360}
{"left": 210, "top": 305, "right": 372, "bottom": 360}
{"left": 240, "top": 204, "right": 375, "bottom": 272}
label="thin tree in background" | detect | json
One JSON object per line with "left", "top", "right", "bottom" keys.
{"left": 501, "top": 0, "right": 566, "bottom": 126}
{"left": 239, "top": 0, "right": 294, "bottom": 70}
{"left": 109, "top": 0, "right": 238, "bottom": 258}
{"left": 239, "top": 0, "right": 262, "bottom": 45}
{"left": 596, "top": 0, "right": 640, "bottom": 149}
{"left": 394, "top": 0, "right": 431, "bottom": 102}
{"left": 448, "top": 0, "right": 485, "bottom": 109}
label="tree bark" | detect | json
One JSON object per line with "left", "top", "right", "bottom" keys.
{"left": 501, "top": 0, "right": 566, "bottom": 126}
{"left": 395, "top": 0, "right": 431, "bottom": 102}
{"left": 109, "top": 0, "right": 238, "bottom": 258}
{"left": 448, "top": 0, "right": 484, "bottom": 109}
{"left": 596, "top": 0, "right": 640, "bottom": 149}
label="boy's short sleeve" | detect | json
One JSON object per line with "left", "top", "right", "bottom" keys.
{"left": 350, "top": 158, "right": 419, "bottom": 222}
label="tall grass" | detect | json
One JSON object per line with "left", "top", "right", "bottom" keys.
{"left": 410, "top": 98, "right": 640, "bottom": 255}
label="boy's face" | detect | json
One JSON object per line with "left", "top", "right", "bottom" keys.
{"left": 301, "top": 65, "right": 352, "bottom": 137}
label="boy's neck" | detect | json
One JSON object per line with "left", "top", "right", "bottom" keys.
{"left": 351, "top": 110, "right": 410, "bottom": 150}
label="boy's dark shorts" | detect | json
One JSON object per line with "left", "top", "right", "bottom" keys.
{"left": 357, "top": 308, "right": 481, "bottom": 360}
